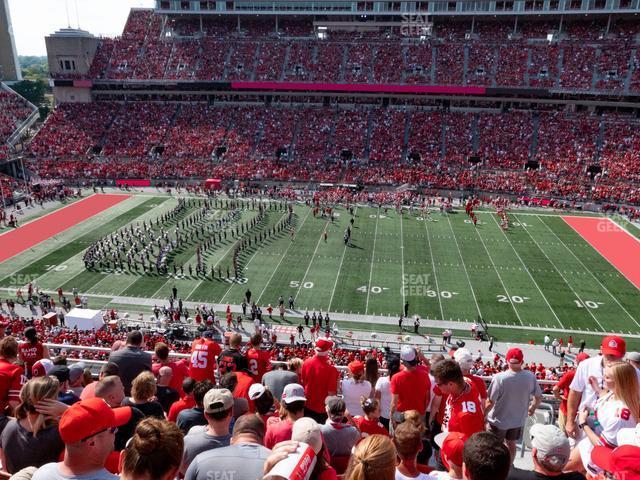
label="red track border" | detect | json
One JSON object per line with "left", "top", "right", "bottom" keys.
{"left": 0, "top": 194, "right": 131, "bottom": 264}
{"left": 562, "top": 216, "right": 640, "bottom": 290}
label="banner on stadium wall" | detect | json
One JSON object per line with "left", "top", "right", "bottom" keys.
{"left": 231, "top": 81, "right": 486, "bottom": 96}
{"left": 116, "top": 179, "right": 151, "bottom": 187}
{"left": 205, "top": 178, "right": 222, "bottom": 190}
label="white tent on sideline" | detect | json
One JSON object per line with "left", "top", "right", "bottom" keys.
{"left": 65, "top": 308, "right": 104, "bottom": 331}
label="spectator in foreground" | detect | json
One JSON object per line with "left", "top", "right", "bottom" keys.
{"left": 570, "top": 361, "right": 639, "bottom": 475}
{"left": 432, "top": 431, "right": 466, "bottom": 480}
{"left": 264, "top": 383, "right": 307, "bottom": 449}
{"left": 168, "top": 377, "right": 196, "bottom": 422}
{"left": 320, "top": 395, "right": 360, "bottom": 458}
{"left": 120, "top": 417, "right": 184, "bottom": 480}
{"left": 344, "top": 434, "right": 396, "bottom": 480}
{"left": 152, "top": 341, "right": 189, "bottom": 395}
{"left": 177, "top": 380, "right": 213, "bottom": 434}
{"left": 508, "top": 424, "right": 584, "bottom": 480}
{"left": 31, "top": 397, "right": 132, "bottom": 480}
{"left": 0, "top": 376, "right": 64, "bottom": 475}
{"left": 291, "top": 417, "right": 338, "bottom": 479}
{"left": 375, "top": 356, "right": 400, "bottom": 431}
{"left": 394, "top": 421, "right": 433, "bottom": 479}
{"left": 0, "top": 336, "right": 25, "bottom": 419}
{"left": 486, "top": 348, "right": 542, "bottom": 460}
{"left": 123, "top": 371, "right": 165, "bottom": 419}
{"left": 565, "top": 336, "right": 627, "bottom": 439}
{"left": 390, "top": 346, "right": 431, "bottom": 429}
{"left": 262, "top": 358, "right": 301, "bottom": 404}
{"left": 108, "top": 330, "right": 152, "bottom": 395}
{"left": 342, "top": 360, "right": 372, "bottom": 417}
{"left": 553, "top": 352, "right": 589, "bottom": 435}
{"left": 18, "top": 327, "right": 50, "bottom": 379}
{"left": 180, "top": 388, "right": 234, "bottom": 475}
{"left": 184, "top": 414, "right": 270, "bottom": 480}
{"left": 80, "top": 362, "right": 119, "bottom": 400}
{"left": 462, "top": 432, "right": 510, "bottom": 480}
{"left": 300, "top": 339, "right": 339, "bottom": 423}
{"left": 156, "top": 366, "right": 179, "bottom": 414}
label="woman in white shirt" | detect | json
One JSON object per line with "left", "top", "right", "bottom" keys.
{"left": 342, "top": 360, "right": 372, "bottom": 417}
{"left": 573, "top": 361, "right": 640, "bottom": 475}
{"left": 375, "top": 357, "right": 401, "bottom": 430}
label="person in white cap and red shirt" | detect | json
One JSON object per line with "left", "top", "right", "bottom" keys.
{"left": 390, "top": 345, "right": 431, "bottom": 429}
{"left": 264, "top": 383, "right": 307, "bottom": 449}
{"left": 508, "top": 423, "right": 582, "bottom": 480}
{"left": 300, "top": 338, "right": 339, "bottom": 424}
{"left": 31, "top": 397, "right": 132, "bottom": 480}
{"left": 565, "top": 336, "right": 635, "bottom": 440}
{"left": 486, "top": 347, "right": 542, "bottom": 461}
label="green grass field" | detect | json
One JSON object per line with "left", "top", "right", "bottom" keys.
{"left": 1, "top": 193, "right": 639, "bottom": 346}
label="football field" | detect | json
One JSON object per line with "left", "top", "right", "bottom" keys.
{"left": 1, "top": 193, "right": 639, "bottom": 346}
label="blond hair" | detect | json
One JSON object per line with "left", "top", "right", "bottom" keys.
{"left": 131, "top": 371, "right": 157, "bottom": 402}
{"left": 16, "top": 376, "right": 60, "bottom": 436}
{"left": 609, "top": 362, "right": 640, "bottom": 420}
{"left": 344, "top": 434, "right": 396, "bottom": 480}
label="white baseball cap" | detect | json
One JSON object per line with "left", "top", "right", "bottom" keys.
{"left": 400, "top": 345, "right": 417, "bottom": 363}
{"left": 530, "top": 424, "right": 570, "bottom": 469}
{"left": 281, "top": 383, "right": 306, "bottom": 404}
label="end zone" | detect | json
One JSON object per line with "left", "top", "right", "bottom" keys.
{"left": 562, "top": 216, "right": 640, "bottom": 290}
{"left": 0, "top": 194, "right": 131, "bottom": 264}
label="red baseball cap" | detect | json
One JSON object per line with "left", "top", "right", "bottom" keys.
{"left": 506, "top": 348, "right": 524, "bottom": 364}
{"left": 435, "top": 431, "right": 466, "bottom": 470}
{"left": 601, "top": 336, "right": 626, "bottom": 358}
{"left": 59, "top": 398, "right": 132, "bottom": 444}
{"left": 348, "top": 360, "right": 364, "bottom": 375}
{"left": 315, "top": 338, "right": 333, "bottom": 356}
{"left": 591, "top": 445, "right": 640, "bottom": 480}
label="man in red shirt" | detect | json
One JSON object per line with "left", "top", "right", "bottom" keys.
{"left": 553, "top": 352, "right": 589, "bottom": 434}
{"left": 168, "top": 377, "right": 197, "bottom": 422}
{"left": 153, "top": 342, "right": 190, "bottom": 395}
{"left": 300, "top": 338, "right": 339, "bottom": 424}
{"left": 189, "top": 331, "right": 222, "bottom": 382}
{"left": 431, "top": 359, "right": 484, "bottom": 438}
{"left": 0, "top": 336, "right": 25, "bottom": 417}
{"left": 263, "top": 383, "right": 306, "bottom": 449}
{"left": 245, "top": 334, "right": 271, "bottom": 383}
{"left": 453, "top": 348, "right": 488, "bottom": 412}
{"left": 390, "top": 345, "right": 431, "bottom": 426}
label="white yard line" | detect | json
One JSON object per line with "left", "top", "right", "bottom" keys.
{"left": 256, "top": 208, "right": 313, "bottom": 304}
{"left": 513, "top": 214, "right": 602, "bottom": 331}
{"left": 328, "top": 206, "right": 357, "bottom": 312}
{"left": 399, "top": 212, "right": 406, "bottom": 311}
{"left": 539, "top": 215, "right": 640, "bottom": 329}
{"left": 219, "top": 211, "right": 288, "bottom": 304}
{"left": 423, "top": 213, "right": 445, "bottom": 321}
{"left": 298, "top": 218, "right": 331, "bottom": 303}
{"left": 470, "top": 220, "right": 524, "bottom": 326}
{"left": 446, "top": 216, "right": 482, "bottom": 318}
{"left": 488, "top": 212, "right": 564, "bottom": 328}
{"left": 364, "top": 209, "right": 381, "bottom": 315}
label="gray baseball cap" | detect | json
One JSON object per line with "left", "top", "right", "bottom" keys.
{"left": 530, "top": 424, "right": 570, "bottom": 469}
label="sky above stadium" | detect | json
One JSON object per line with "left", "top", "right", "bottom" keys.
{"left": 8, "top": 0, "right": 155, "bottom": 56}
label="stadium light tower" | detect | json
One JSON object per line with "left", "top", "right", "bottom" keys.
{"left": 0, "top": 0, "right": 22, "bottom": 81}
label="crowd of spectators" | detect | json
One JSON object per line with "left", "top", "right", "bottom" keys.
{"left": 1, "top": 288, "right": 640, "bottom": 480}
{"left": 24, "top": 100, "right": 640, "bottom": 204}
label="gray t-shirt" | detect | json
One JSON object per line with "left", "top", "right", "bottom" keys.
{"left": 184, "top": 442, "right": 271, "bottom": 480}
{"left": 1, "top": 419, "right": 64, "bottom": 474}
{"left": 32, "top": 464, "right": 118, "bottom": 480}
{"left": 487, "top": 368, "right": 542, "bottom": 430}
{"left": 320, "top": 420, "right": 360, "bottom": 457}
{"left": 181, "top": 427, "right": 232, "bottom": 475}
{"left": 262, "top": 370, "right": 299, "bottom": 402}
